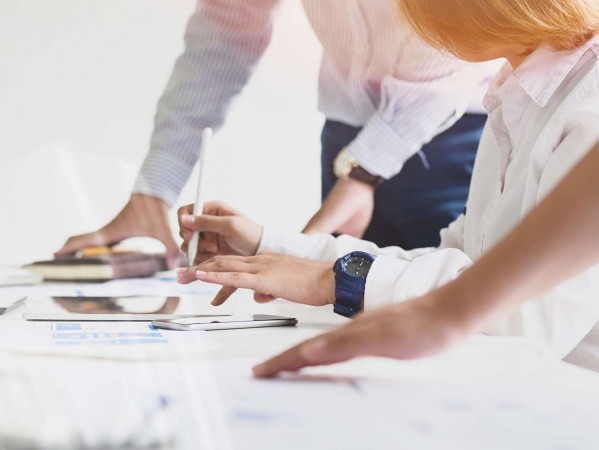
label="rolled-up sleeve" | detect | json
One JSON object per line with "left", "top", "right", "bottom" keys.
{"left": 347, "top": 40, "right": 497, "bottom": 179}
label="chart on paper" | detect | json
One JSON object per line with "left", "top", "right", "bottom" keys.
{"left": 50, "top": 322, "right": 169, "bottom": 346}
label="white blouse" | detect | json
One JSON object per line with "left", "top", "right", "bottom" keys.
{"left": 258, "top": 35, "right": 599, "bottom": 369}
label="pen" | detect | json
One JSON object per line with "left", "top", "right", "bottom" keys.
{"left": 188, "top": 127, "right": 213, "bottom": 267}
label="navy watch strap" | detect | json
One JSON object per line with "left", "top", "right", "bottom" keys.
{"left": 333, "top": 251, "right": 375, "bottom": 318}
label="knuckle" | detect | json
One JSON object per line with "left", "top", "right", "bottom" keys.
{"left": 204, "top": 256, "right": 217, "bottom": 265}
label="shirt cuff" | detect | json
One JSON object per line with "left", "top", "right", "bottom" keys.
{"left": 132, "top": 150, "right": 195, "bottom": 207}
{"left": 346, "top": 112, "right": 422, "bottom": 180}
{"left": 257, "top": 226, "right": 309, "bottom": 257}
{"left": 363, "top": 255, "right": 411, "bottom": 311}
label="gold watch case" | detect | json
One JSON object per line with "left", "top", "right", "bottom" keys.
{"left": 333, "top": 148, "right": 359, "bottom": 179}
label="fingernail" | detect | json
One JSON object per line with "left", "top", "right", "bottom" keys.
{"left": 300, "top": 339, "right": 327, "bottom": 361}
{"left": 196, "top": 270, "right": 207, "bottom": 277}
{"left": 252, "top": 364, "right": 266, "bottom": 378}
{"left": 181, "top": 215, "right": 194, "bottom": 225}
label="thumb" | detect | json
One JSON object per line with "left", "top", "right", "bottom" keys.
{"left": 182, "top": 214, "right": 234, "bottom": 236}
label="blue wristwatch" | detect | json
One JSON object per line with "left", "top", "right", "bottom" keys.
{"left": 333, "top": 251, "right": 376, "bottom": 318}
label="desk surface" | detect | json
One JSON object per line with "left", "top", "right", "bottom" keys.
{"left": 2, "top": 278, "right": 599, "bottom": 449}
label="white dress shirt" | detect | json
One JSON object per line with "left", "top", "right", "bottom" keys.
{"left": 133, "top": 0, "right": 497, "bottom": 206}
{"left": 257, "top": 35, "right": 599, "bottom": 369}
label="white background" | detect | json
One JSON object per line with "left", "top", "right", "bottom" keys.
{"left": 0, "top": 0, "right": 324, "bottom": 265}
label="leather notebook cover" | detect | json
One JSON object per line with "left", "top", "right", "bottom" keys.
{"left": 23, "top": 253, "right": 167, "bottom": 282}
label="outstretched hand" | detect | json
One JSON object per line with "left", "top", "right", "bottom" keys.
{"left": 177, "top": 253, "right": 336, "bottom": 307}
{"left": 253, "top": 283, "right": 473, "bottom": 378}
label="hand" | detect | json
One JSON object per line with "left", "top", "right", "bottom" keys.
{"left": 55, "top": 194, "right": 180, "bottom": 268}
{"left": 178, "top": 201, "right": 262, "bottom": 265}
{"left": 176, "top": 253, "right": 335, "bottom": 307}
{"left": 253, "top": 282, "right": 475, "bottom": 378}
{"left": 302, "top": 178, "right": 374, "bottom": 237}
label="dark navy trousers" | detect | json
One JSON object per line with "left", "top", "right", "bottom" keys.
{"left": 321, "top": 114, "right": 487, "bottom": 250}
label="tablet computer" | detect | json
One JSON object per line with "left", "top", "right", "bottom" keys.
{"left": 152, "top": 315, "right": 297, "bottom": 331}
{"left": 23, "top": 296, "right": 233, "bottom": 321}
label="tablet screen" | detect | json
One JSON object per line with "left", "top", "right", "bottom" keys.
{"left": 23, "top": 296, "right": 233, "bottom": 321}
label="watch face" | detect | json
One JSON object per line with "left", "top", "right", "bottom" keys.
{"left": 333, "top": 149, "right": 356, "bottom": 178}
{"left": 345, "top": 256, "right": 373, "bottom": 278}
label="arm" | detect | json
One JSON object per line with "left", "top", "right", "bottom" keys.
{"left": 134, "top": 0, "right": 280, "bottom": 206}
{"left": 303, "top": 37, "right": 496, "bottom": 236}
{"left": 254, "top": 140, "right": 599, "bottom": 377}
{"left": 177, "top": 204, "right": 470, "bottom": 307}
{"left": 56, "top": 0, "right": 279, "bottom": 264}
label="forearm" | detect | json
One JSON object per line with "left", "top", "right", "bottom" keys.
{"left": 443, "top": 141, "right": 599, "bottom": 332}
{"left": 134, "top": 0, "right": 278, "bottom": 205}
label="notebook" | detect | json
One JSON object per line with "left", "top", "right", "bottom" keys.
{"left": 23, "top": 253, "right": 168, "bottom": 282}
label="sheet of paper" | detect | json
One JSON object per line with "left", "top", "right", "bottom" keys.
{"left": 0, "top": 352, "right": 232, "bottom": 449}
{"left": 1, "top": 320, "right": 599, "bottom": 449}
{"left": 0, "top": 320, "right": 215, "bottom": 361}
{"left": 213, "top": 351, "right": 599, "bottom": 450}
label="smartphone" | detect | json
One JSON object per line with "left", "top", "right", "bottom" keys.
{"left": 151, "top": 314, "right": 298, "bottom": 331}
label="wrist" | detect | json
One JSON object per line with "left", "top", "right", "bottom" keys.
{"left": 130, "top": 193, "right": 169, "bottom": 211}
{"left": 338, "top": 176, "right": 375, "bottom": 196}
{"left": 320, "top": 264, "right": 336, "bottom": 306}
{"left": 334, "top": 148, "right": 384, "bottom": 188}
{"left": 427, "top": 276, "right": 494, "bottom": 337}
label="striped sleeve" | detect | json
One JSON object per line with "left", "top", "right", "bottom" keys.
{"left": 133, "top": 0, "right": 280, "bottom": 206}
{"left": 346, "top": 40, "right": 494, "bottom": 179}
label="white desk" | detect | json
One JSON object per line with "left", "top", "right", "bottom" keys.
{"left": 2, "top": 279, "right": 599, "bottom": 449}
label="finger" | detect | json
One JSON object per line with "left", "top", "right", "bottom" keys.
{"left": 254, "top": 292, "right": 277, "bottom": 303}
{"left": 252, "top": 341, "right": 313, "bottom": 378}
{"left": 253, "top": 324, "right": 371, "bottom": 378}
{"left": 55, "top": 231, "right": 116, "bottom": 256}
{"left": 175, "top": 267, "right": 198, "bottom": 284}
{"left": 197, "top": 239, "right": 218, "bottom": 254}
{"left": 194, "top": 252, "right": 221, "bottom": 265}
{"left": 196, "top": 259, "right": 255, "bottom": 275}
{"left": 177, "top": 204, "right": 194, "bottom": 228}
{"left": 204, "top": 201, "right": 240, "bottom": 216}
{"left": 195, "top": 271, "right": 255, "bottom": 290}
{"left": 202, "top": 231, "right": 218, "bottom": 247}
{"left": 181, "top": 214, "right": 235, "bottom": 236}
{"left": 211, "top": 286, "right": 238, "bottom": 306}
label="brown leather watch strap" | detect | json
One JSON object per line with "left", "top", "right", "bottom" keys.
{"left": 348, "top": 166, "right": 384, "bottom": 188}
